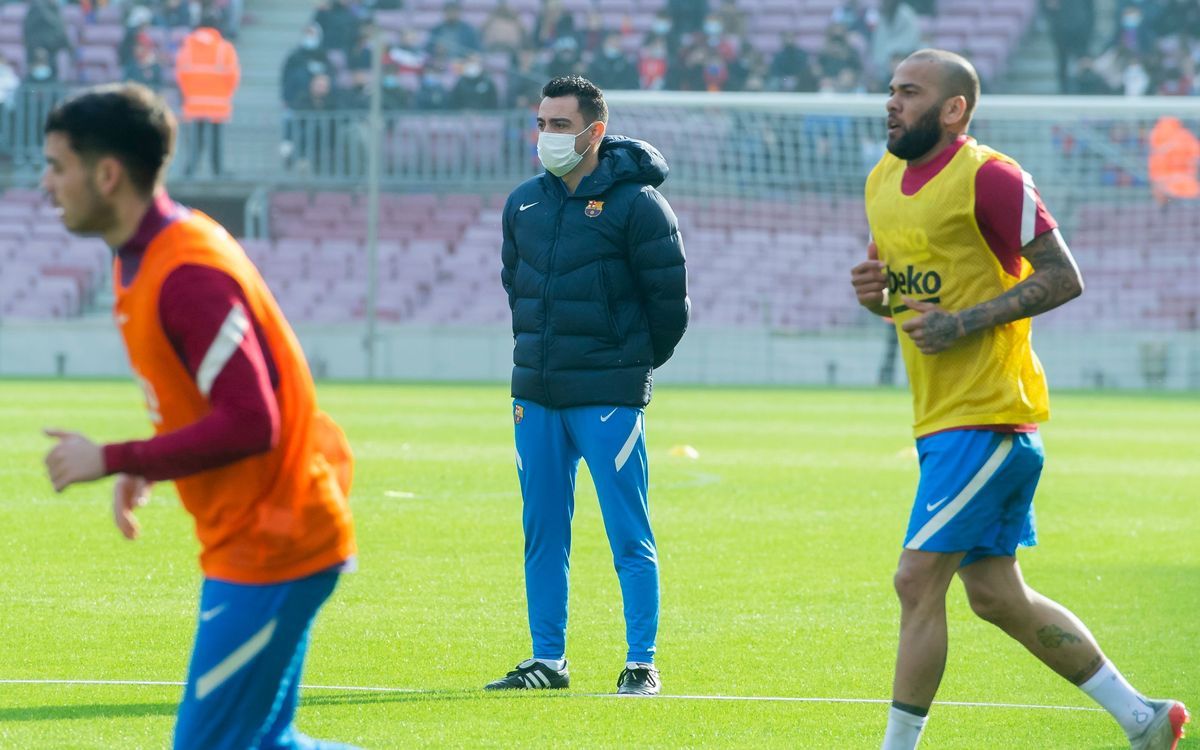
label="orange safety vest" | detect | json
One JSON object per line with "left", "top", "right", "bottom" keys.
{"left": 113, "top": 207, "right": 356, "bottom": 584}
{"left": 175, "top": 27, "right": 240, "bottom": 123}
{"left": 1149, "top": 116, "right": 1200, "bottom": 202}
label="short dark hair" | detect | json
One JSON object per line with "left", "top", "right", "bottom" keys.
{"left": 542, "top": 75, "right": 609, "bottom": 124}
{"left": 44, "top": 83, "right": 176, "bottom": 195}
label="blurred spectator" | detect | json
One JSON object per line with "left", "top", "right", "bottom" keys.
{"left": 415, "top": 67, "right": 451, "bottom": 109}
{"left": 714, "top": 0, "right": 747, "bottom": 37}
{"left": 120, "top": 6, "right": 156, "bottom": 69}
{"left": 426, "top": 1, "right": 481, "bottom": 59}
{"left": 25, "top": 47, "right": 58, "bottom": 84}
{"left": 347, "top": 21, "right": 375, "bottom": 78}
{"left": 1153, "top": 37, "right": 1194, "bottom": 95}
{"left": 589, "top": 32, "right": 639, "bottom": 90}
{"left": 638, "top": 34, "right": 670, "bottom": 90}
{"left": 314, "top": 0, "right": 361, "bottom": 57}
{"left": 1043, "top": 0, "right": 1095, "bottom": 94}
{"left": 579, "top": 11, "right": 608, "bottom": 57}
{"left": 158, "top": 0, "right": 192, "bottom": 28}
{"left": 645, "top": 11, "right": 679, "bottom": 57}
{"left": 769, "top": 30, "right": 818, "bottom": 92}
{"left": 669, "top": 39, "right": 707, "bottom": 90}
{"left": 831, "top": 0, "right": 875, "bottom": 42}
{"left": 481, "top": 0, "right": 527, "bottom": 55}
{"left": 292, "top": 72, "right": 339, "bottom": 110}
{"left": 818, "top": 24, "right": 865, "bottom": 90}
{"left": 701, "top": 47, "right": 729, "bottom": 91}
{"left": 365, "top": 0, "right": 404, "bottom": 9}
{"left": 124, "top": 37, "right": 163, "bottom": 87}
{"left": 282, "top": 25, "right": 333, "bottom": 109}
{"left": 1149, "top": 116, "right": 1200, "bottom": 204}
{"left": 508, "top": 47, "right": 546, "bottom": 108}
{"left": 869, "top": 0, "right": 922, "bottom": 88}
{"left": 700, "top": 13, "right": 738, "bottom": 63}
{"left": 1112, "top": 2, "right": 1155, "bottom": 54}
{"left": 176, "top": 16, "right": 240, "bottom": 177}
{"left": 449, "top": 53, "right": 499, "bottom": 109}
{"left": 0, "top": 50, "right": 19, "bottom": 110}
{"left": 667, "top": 0, "right": 707, "bottom": 36}
{"left": 285, "top": 72, "right": 342, "bottom": 175}
{"left": 197, "top": 0, "right": 231, "bottom": 36}
{"left": 1119, "top": 48, "right": 1151, "bottom": 94}
{"left": 546, "top": 35, "right": 583, "bottom": 79}
{"left": 1154, "top": 0, "right": 1200, "bottom": 38}
{"left": 1074, "top": 55, "right": 1114, "bottom": 93}
{"left": 387, "top": 28, "right": 426, "bottom": 74}
{"left": 534, "top": 0, "right": 576, "bottom": 49}
{"left": 23, "top": 0, "right": 72, "bottom": 71}
{"left": 730, "top": 47, "right": 768, "bottom": 91}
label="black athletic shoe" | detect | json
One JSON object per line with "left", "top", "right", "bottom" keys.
{"left": 616, "top": 663, "right": 660, "bottom": 696}
{"left": 484, "top": 659, "right": 570, "bottom": 690}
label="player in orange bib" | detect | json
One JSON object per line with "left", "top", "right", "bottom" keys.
{"left": 40, "top": 83, "right": 359, "bottom": 750}
{"left": 851, "top": 50, "right": 1189, "bottom": 750}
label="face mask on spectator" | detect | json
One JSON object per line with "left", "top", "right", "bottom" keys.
{"left": 463, "top": 62, "right": 482, "bottom": 77}
{"left": 303, "top": 35, "right": 320, "bottom": 50}
{"left": 31, "top": 65, "right": 52, "bottom": 80}
{"left": 704, "top": 20, "right": 722, "bottom": 36}
{"left": 537, "top": 122, "right": 597, "bottom": 177}
{"left": 604, "top": 45, "right": 621, "bottom": 58}
{"left": 651, "top": 19, "right": 671, "bottom": 35}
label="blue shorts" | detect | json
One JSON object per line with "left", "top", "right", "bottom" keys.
{"left": 174, "top": 568, "right": 347, "bottom": 750}
{"left": 904, "top": 430, "right": 1044, "bottom": 566}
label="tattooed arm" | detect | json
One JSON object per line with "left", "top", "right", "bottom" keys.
{"left": 958, "top": 228, "right": 1084, "bottom": 336}
{"left": 900, "top": 229, "right": 1084, "bottom": 355}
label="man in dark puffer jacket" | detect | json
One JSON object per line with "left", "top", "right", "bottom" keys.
{"left": 488, "top": 76, "right": 688, "bottom": 697}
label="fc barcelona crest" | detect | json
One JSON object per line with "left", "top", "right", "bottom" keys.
{"left": 514, "top": 404, "right": 524, "bottom": 424}
{"left": 584, "top": 200, "right": 605, "bottom": 218}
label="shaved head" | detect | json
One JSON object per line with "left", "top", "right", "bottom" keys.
{"left": 904, "top": 48, "right": 980, "bottom": 121}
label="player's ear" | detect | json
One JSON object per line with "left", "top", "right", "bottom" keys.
{"left": 92, "top": 156, "right": 123, "bottom": 197}
{"left": 943, "top": 95, "right": 967, "bottom": 128}
{"left": 589, "top": 120, "right": 606, "bottom": 145}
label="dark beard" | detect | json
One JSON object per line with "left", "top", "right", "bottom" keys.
{"left": 887, "top": 104, "right": 943, "bottom": 161}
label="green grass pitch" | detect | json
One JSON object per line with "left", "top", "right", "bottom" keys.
{"left": 0, "top": 381, "right": 1195, "bottom": 749}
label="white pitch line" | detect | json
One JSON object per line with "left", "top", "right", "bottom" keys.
{"left": 0, "top": 679, "right": 1103, "bottom": 712}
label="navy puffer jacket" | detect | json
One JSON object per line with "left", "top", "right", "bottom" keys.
{"left": 501, "top": 135, "right": 690, "bottom": 408}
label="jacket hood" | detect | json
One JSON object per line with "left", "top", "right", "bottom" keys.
{"left": 572, "top": 135, "right": 669, "bottom": 197}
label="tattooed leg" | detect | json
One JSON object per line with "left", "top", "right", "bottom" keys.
{"left": 959, "top": 556, "right": 1105, "bottom": 685}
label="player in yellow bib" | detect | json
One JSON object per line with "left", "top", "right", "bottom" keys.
{"left": 852, "top": 49, "right": 1189, "bottom": 750}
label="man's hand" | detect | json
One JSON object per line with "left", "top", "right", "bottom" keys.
{"left": 43, "top": 429, "right": 106, "bottom": 492}
{"left": 850, "top": 243, "right": 890, "bottom": 316}
{"left": 113, "top": 474, "right": 151, "bottom": 540}
{"left": 900, "top": 297, "right": 966, "bottom": 354}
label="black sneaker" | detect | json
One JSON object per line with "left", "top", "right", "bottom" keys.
{"left": 484, "top": 659, "right": 570, "bottom": 690}
{"left": 616, "top": 663, "right": 660, "bottom": 696}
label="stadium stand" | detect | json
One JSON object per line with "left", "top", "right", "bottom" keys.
{"left": 2, "top": 0, "right": 1200, "bottom": 337}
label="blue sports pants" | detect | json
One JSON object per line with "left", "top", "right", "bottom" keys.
{"left": 513, "top": 400, "right": 659, "bottom": 664}
{"left": 174, "top": 567, "right": 359, "bottom": 750}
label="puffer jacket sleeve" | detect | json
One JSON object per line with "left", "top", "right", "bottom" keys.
{"left": 500, "top": 195, "right": 516, "bottom": 310}
{"left": 626, "top": 188, "right": 689, "bottom": 368}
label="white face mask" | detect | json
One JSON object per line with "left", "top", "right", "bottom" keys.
{"left": 537, "top": 122, "right": 596, "bottom": 177}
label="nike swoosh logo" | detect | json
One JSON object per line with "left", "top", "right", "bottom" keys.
{"left": 200, "top": 603, "right": 227, "bottom": 622}
{"left": 115, "top": 313, "right": 129, "bottom": 325}
{"left": 519, "top": 202, "right": 539, "bottom": 212}
{"left": 600, "top": 408, "right": 619, "bottom": 423}
{"left": 925, "top": 496, "right": 951, "bottom": 512}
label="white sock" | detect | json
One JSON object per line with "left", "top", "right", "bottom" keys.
{"left": 533, "top": 658, "right": 566, "bottom": 671}
{"left": 882, "top": 705, "right": 928, "bottom": 750}
{"left": 625, "top": 661, "right": 655, "bottom": 670}
{"left": 1079, "top": 660, "right": 1156, "bottom": 738}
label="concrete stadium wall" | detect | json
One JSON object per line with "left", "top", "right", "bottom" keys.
{"left": 2, "top": 320, "right": 1199, "bottom": 391}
